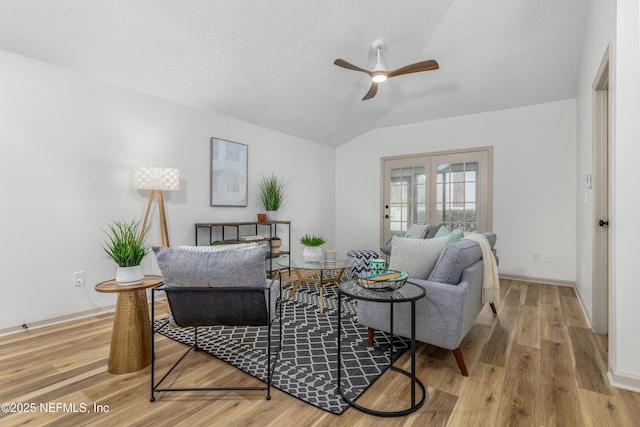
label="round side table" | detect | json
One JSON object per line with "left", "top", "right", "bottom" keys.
{"left": 95, "top": 275, "right": 163, "bottom": 374}
{"left": 337, "top": 280, "right": 426, "bottom": 416}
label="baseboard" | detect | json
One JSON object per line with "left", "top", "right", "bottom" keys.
{"left": 571, "top": 286, "right": 594, "bottom": 331}
{"left": 608, "top": 369, "right": 640, "bottom": 393}
{"left": 0, "top": 305, "right": 115, "bottom": 337}
{"left": 0, "top": 290, "right": 169, "bottom": 338}
{"left": 499, "top": 274, "right": 594, "bottom": 329}
{"left": 499, "top": 273, "right": 575, "bottom": 288}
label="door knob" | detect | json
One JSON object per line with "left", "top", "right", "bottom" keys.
{"left": 599, "top": 219, "right": 609, "bottom": 227}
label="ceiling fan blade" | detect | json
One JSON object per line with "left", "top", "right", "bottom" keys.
{"left": 334, "top": 58, "right": 372, "bottom": 75}
{"left": 387, "top": 59, "right": 439, "bottom": 78}
{"left": 362, "top": 82, "right": 378, "bottom": 101}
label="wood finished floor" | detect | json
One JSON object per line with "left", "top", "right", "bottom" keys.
{"left": 1, "top": 278, "right": 639, "bottom": 426}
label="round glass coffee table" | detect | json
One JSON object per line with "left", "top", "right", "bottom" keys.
{"left": 337, "top": 280, "right": 426, "bottom": 416}
{"left": 277, "top": 257, "right": 361, "bottom": 312}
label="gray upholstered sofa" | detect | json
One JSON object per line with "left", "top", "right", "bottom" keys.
{"left": 357, "top": 232, "right": 497, "bottom": 376}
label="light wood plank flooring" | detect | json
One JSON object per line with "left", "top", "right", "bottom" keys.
{"left": 1, "top": 278, "right": 639, "bottom": 426}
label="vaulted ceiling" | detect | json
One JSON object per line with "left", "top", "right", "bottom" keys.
{"left": 0, "top": 0, "right": 586, "bottom": 146}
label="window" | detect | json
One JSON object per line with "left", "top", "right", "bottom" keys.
{"left": 381, "top": 147, "right": 492, "bottom": 245}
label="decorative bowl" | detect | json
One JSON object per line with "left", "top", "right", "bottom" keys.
{"left": 354, "top": 270, "right": 408, "bottom": 291}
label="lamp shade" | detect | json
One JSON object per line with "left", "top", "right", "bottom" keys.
{"left": 134, "top": 167, "right": 180, "bottom": 191}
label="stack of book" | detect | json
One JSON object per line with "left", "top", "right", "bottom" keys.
{"left": 241, "top": 235, "right": 263, "bottom": 241}
{"left": 324, "top": 249, "right": 337, "bottom": 263}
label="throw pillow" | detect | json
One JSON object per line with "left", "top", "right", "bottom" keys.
{"left": 425, "top": 223, "right": 445, "bottom": 238}
{"left": 434, "top": 226, "right": 451, "bottom": 238}
{"left": 178, "top": 242, "right": 258, "bottom": 252}
{"left": 153, "top": 245, "right": 267, "bottom": 288}
{"left": 388, "top": 236, "right": 450, "bottom": 279}
{"left": 403, "top": 223, "right": 429, "bottom": 239}
{"left": 449, "top": 229, "right": 464, "bottom": 243}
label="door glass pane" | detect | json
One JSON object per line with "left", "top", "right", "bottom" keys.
{"left": 435, "top": 161, "right": 480, "bottom": 232}
{"left": 388, "top": 165, "right": 427, "bottom": 239}
{"left": 465, "top": 182, "right": 476, "bottom": 199}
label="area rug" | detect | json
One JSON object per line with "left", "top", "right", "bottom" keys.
{"left": 155, "top": 279, "right": 408, "bottom": 414}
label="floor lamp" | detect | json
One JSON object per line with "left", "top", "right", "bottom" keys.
{"left": 134, "top": 167, "right": 180, "bottom": 247}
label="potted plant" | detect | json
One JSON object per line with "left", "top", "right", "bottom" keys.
{"left": 103, "top": 219, "right": 149, "bottom": 285}
{"left": 300, "top": 234, "right": 326, "bottom": 262}
{"left": 259, "top": 173, "right": 286, "bottom": 221}
{"left": 270, "top": 236, "right": 282, "bottom": 254}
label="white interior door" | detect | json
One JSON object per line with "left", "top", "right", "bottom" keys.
{"left": 592, "top": 48, "right": 610, "bottom": 335}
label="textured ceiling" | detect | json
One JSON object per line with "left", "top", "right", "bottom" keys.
{"left": 0, "top": 0, "right": 586, "bottom": 146}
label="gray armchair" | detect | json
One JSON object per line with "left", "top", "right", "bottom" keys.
{"left": 357, "top": 233, "right": 497, "bottom": 376}
{"left": 150, "top": 245, "right": 281, "bottom": 401}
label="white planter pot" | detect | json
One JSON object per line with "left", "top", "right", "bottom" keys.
{"left": 116, "top": 265, "right": 144, "bottom": 285}
{"left": 265, "top": 210, "right": 278, "bottom": 221}
{"left": 303, "top": 246, "right": 323, "bottom": 263}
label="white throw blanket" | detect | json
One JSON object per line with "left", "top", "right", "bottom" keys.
{"left": 463, "top": 233, "right": 499, "bottom": 304}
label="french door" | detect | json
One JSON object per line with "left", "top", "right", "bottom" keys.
{"left": 381, "top": 148, "right": 492, "bottom": 246}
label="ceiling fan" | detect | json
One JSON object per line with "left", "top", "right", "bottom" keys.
{"left": 334, "top": 40, "right": 439, "bottom": 101}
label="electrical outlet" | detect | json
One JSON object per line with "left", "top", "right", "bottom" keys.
{"left": 543, "top": 253, "right": 552, "bottom": 263}
{"left": 74, "top": 271, "right": 85, "bottom": 287}
{"left": 532, "top": 251, "right": 540, "bottom": 262}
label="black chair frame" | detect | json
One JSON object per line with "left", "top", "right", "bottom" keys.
{"left": 150, "top": 282, "right": 282, "bottom": 402}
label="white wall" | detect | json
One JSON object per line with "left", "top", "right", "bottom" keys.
{"left": 575, "top": 0, "right": 640, "bottom": 390}
{"left": 575, "top": 0, "right": 614, "bottom": 339}
{"left": 0, "top": 50, "right": 335, "bottom": 330}
{"left": 335, "top": 100, "right": 577, "bottom": 283}
{"left": 611, "top": 0, "right": 640, "bottom": 387}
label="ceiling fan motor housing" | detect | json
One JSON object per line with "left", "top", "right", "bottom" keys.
{"left": 333, "top": 39, "right": 438, "bottom": 100}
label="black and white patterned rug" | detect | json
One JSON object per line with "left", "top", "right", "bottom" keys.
{"left": 155, "top": 279, "right": 408, "bottom": 414}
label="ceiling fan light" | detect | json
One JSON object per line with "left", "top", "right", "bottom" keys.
{"left": 372, "top": 73, "right": 387, "bottom": 83}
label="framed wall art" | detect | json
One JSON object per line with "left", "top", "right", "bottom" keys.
{"left": 210, "top": 137, "right": 248, "bottom": 206}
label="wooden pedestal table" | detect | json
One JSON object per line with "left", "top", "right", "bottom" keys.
{"left": 95, "top": 275, "right": 163, "bottom": 374}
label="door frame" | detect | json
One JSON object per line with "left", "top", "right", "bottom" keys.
{"left": 380, "top": 146, "right": 493, "bottom": 248}
{"left": 380, "top": 155, "right": 430, "bottom": 246}
{"left": 591, "top": 45, "right": 611, "bottom": 335}
{"left": 429, "top": 149, "right": 492, "bottom": 233}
